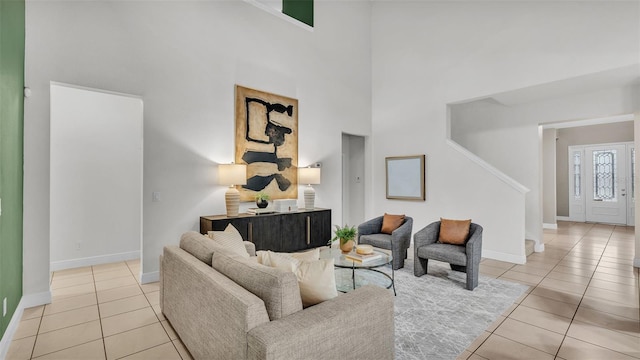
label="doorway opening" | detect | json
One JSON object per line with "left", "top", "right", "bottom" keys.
{"left": 49, "top": 83, "right": 144, "bottom": 275}
{"left": 341, "top": 133, "right": 365, "bottom": 227}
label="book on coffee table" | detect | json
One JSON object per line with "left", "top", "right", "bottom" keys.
{"left": 246, "top": 208, "right": 275, "bottom": 214}
{"left": 345, "top": 252, "right": 383, "bottom": 263}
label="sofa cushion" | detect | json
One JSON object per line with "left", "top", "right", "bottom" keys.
{"left": 417, "top": 243, "right": 467, "bottom": 266}
{"left": 359, "top": 233, "right": 392, "bottom": 250}
{"left": 180, "top": 231, "right": 220, "bottom": 266}
{"left": 381, "top": 213, "right": 405, "bottom": 234}
{"left": 257, "top": 251, "right": 337, "bottom": 307}
{"left": 212, "top": 251, "right": 303, "bottom": 321}
{"left": 439, "top": 218, "right": 471, "bottom": 245}
{"left": 256, "top": 248, "right": 320, "bottom": 266}
{"left": 208, "top": 224, "right": 250, "bottom": 259}
{"left": 295, "top": 258, "right": 338, "bottom": 307}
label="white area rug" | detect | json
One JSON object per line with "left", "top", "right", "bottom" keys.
{"left": 385, "top": 261, "right": 527, "bottom": 359}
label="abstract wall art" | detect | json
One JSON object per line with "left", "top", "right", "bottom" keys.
{"left": 235, "top": 85, "right": 298, "bottom": 201}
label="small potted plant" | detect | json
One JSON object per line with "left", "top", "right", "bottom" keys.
{"left": 255, "top": 192, "right": 270, "bottom": 208}
{"left": 331, "top": 224, "right": 357, "bottom": 253}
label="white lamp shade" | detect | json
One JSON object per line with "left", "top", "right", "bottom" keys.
{"left": 218, "top": 163, "right": 247, "bottom": 186}
{"left": 298, "top": 167, "right": 321, "bottom": 185}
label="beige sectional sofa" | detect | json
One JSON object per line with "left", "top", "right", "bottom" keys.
{"left": 160, "top": 231, "right": 395, "bottom": 360}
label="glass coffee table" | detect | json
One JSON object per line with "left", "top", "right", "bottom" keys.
{"left": 320, "top": 248, "right": 396, "bottom": 296}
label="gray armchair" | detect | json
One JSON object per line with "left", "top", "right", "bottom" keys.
{"left": 413, "top": 221, "right": 483, "bottom": 290}
{"left": 357, "top": 216, "right": 413, "bottom": 270}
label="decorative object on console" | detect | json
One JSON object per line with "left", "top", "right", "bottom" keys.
{"left": 218, "top": 163, "right": 247, "bottom": 217}
{"left": 255, "top": 191, "right": 270, "bottom": 208}
{"left": 298, "top": 166, "right": 321, "bottom": 210}
{"left": 386, "top": 154, "right": 425, "bottom": 201}
{"left": 246, "top": 207, "right": 275, "bottom": 215}
{"left": 331, "top": 224, "right": 357, "bottom": 253}
{"left": 272, "top": 199, "right": 298, "bottom": 212}
{"left": 235, "top": 85, "right": 298, "bottom": 202}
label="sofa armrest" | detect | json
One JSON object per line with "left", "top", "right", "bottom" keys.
{"left": 162, "top": 246, "right": 270, "bottom": 360}
{"left": 466, "top": 224, "right": 483, "bottom": 260}
{"left": 244, "top": 241, "right": 256, "bottom": 256}
{"left": 391, "top": 216, "right": 413, "bottom": 248}
{"left": 357, "top": 216, "right": 384, "bottom": 242}
{"left": 413, "top": 221, "right": 440, "bottom": 250}
{"left": 247, "top": 285, "right": 394, "bottom": 360}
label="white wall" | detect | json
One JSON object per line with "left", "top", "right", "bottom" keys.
{"left": 451, "top": 86, "right": 639, "bottom": 243}
{"left": 24, "top": 0, "right": 372, "bottom": 294}
{"left": 371, "top": 1, "right": 639, "bottom": 261}
{"left": 50, "top": 84, "right": 142, "bottom": 270}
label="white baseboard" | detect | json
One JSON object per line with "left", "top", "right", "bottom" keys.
{"left": 483, "top": 249, "right": 526, "bottom": 265}
{"left": 21, "top": 291, "right": 52, "bottom": 309}
{"left": 50, "top": 251, "right": 140, "bottom": 271}
{"left": 0, "top": 291, "right": 51, "bottom": 360}
{"left": 634, "top": 258, "right": 640, "bottom": 268}
{"left": 534, "top": 243, "right": 545, "bottom": 252}
{"left": 140, "top": 271, "right": 159, "bottom": 285}
{"left": 543, "top": 223, "right": 557, "bottom": 230}
{"left": 556, "top": 216, "right": 571, "bottom": 221}
{"left": 0, "top": 300, "right": 24, "bottom": 360}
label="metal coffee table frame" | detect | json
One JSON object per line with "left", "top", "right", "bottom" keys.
{"left": 320, "top": 248, "right": 396, "bottom": 296}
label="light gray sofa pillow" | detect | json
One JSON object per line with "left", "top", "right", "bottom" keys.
{"left": 212, "top": 251, "right": 303, "bottom": 321}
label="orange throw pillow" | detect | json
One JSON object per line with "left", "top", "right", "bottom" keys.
{"left": 439, "top": 218, "right": 471, "bottom": 245}
{"left": 381, "top": 213, "right": 405, "bottom": 234}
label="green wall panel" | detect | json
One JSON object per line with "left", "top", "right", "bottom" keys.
{"left": 282, "top": 0, "right": 313, "bottom": 27}
{"left": 0, "top": 0, "right": 25, "bottom": 340}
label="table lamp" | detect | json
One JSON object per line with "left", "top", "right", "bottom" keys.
{"left": 299, "top": 166, "right": 321, "bottom": 210}
{"left": 219, "top": 163, "right": 247, "bottom": 217}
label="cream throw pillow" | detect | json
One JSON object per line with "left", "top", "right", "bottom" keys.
{"left": 208, "top": 224, "right": 250, "bottom": 259}
{"left": 296, "top": 258, "right": 337, "bottom": 307}
{"left": 257, "top": 249, "right": 337, "bottom": 307}
{"left": 256, "top": 248, "right": 320, "bottom": 265}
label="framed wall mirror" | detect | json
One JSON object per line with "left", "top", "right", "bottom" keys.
{"left": 385, "top": 155, "right": 426, "bottom": 201}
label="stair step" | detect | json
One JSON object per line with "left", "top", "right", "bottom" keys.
{"left": 525, "top": 239, "right": 535, "bottom": 257}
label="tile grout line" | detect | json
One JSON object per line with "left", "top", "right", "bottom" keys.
{"left": 92, "top": 265, "right": 109, "bottom": 360}
{"left": 28, "top": 306, "right": 45, "bottom": 360}
{"left": 126, "top": 259, "right": 187, "bottom": 360}
{"left": 471, "top": 222, "right": 613, "bottom": 359}
{"left": 551, "top": 224, "right": 631, "bottom": 359}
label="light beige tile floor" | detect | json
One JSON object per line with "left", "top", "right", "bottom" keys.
{"left": 7, "top": 221, "right": 639, "bottom": 359}
{"left": 6, "top": 259, "right": 192, "bottom": 360}
{"left": 462, "top": 221, "right": 640, "bottom": 360}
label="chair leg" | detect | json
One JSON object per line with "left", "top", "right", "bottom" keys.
{"left": 450, "top": 264, "right": 466, "bottom": 273}
{"left": 414, "top": 257, "right": 428, "bottom": 277}
{"left": 466, "top": 268, "right": 479, "bottom": 291}
{"left": 393, "top": 256, "right": 404, "bottom": 270}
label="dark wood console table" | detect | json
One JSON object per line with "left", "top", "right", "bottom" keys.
{"left": 200, "top": 208, "right": 331, "bottom": 252}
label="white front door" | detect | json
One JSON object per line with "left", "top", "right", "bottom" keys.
{"left": 585, "top": 144, "right": 627, "bottom": 224}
